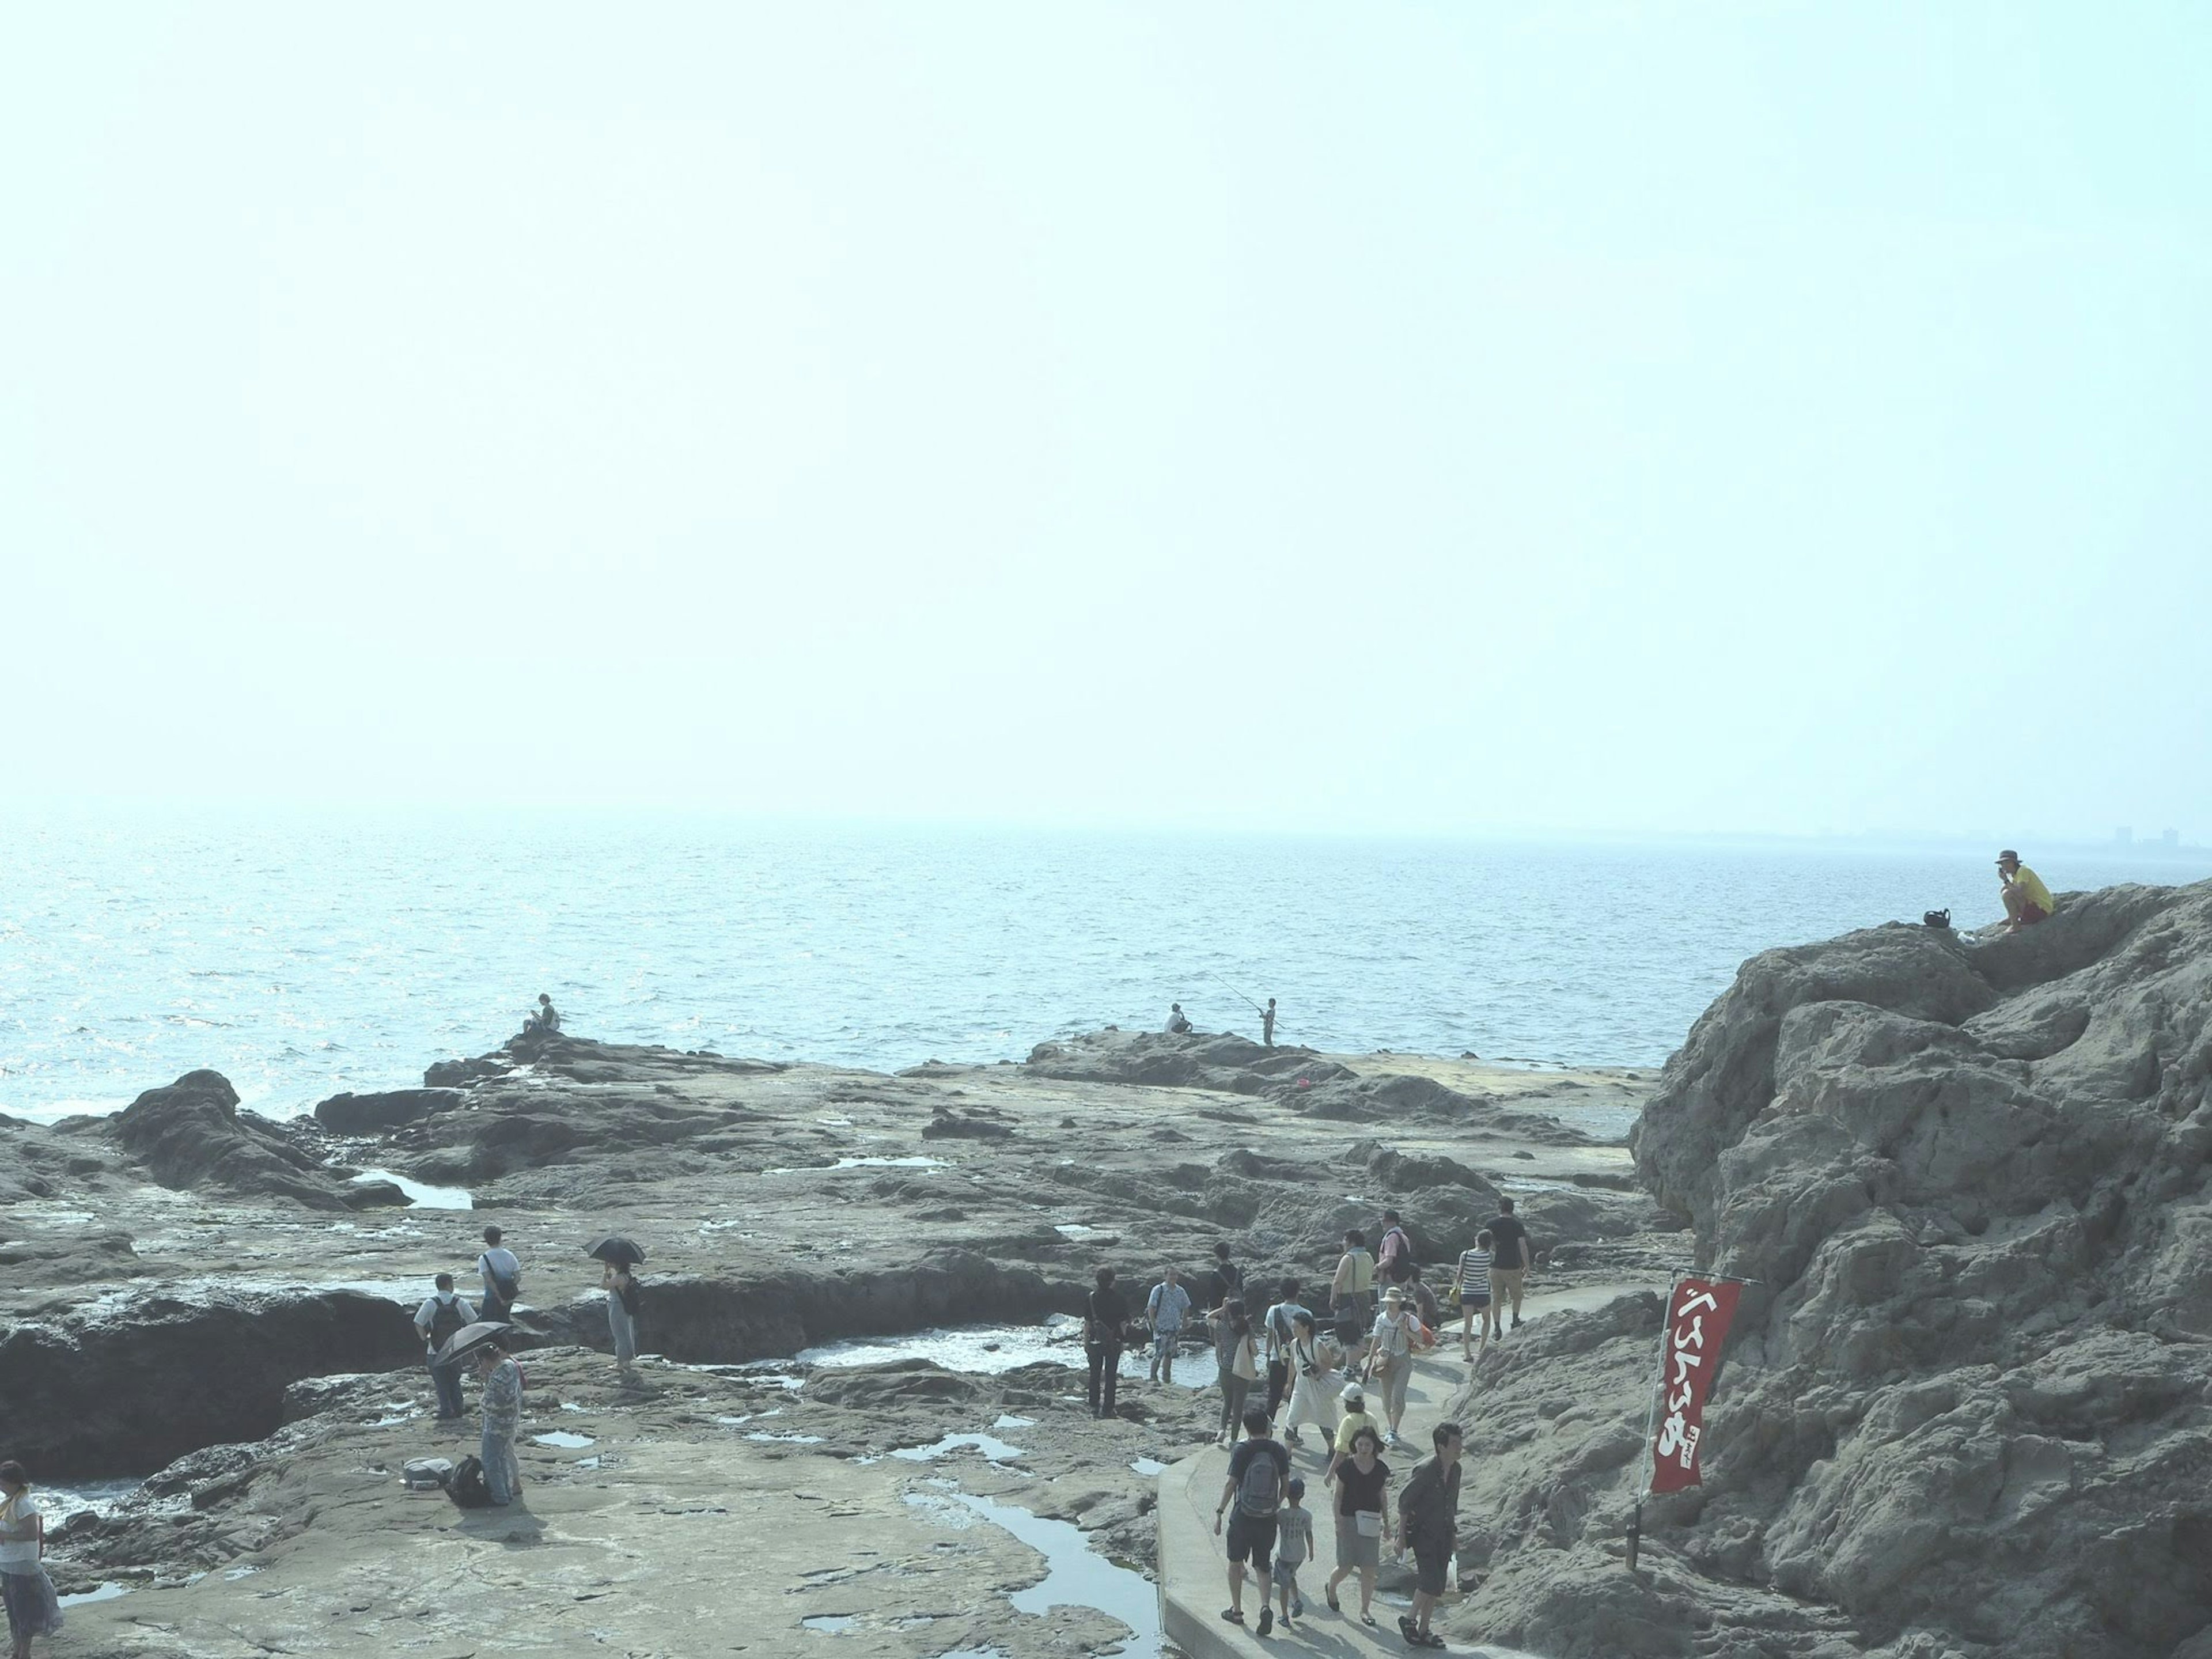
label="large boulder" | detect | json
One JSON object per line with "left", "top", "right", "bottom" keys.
{"left": 312, "top": 1088, "right": 460, "bottom": 1134}
{"left": 1454, "top": 880, "right": 2212, "bottom": 1658}
{"left": 108, "top": 1070, "right": 353, "bottom": 1210}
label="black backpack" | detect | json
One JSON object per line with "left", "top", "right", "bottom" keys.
{"left": 1923, "top": 909, "right": 1952, "bottom": 929}
{"left": 444, "top": 1455, "right": 495, "bottom": 1510}
{"left": 427, "top": 1296, "right": 471, "bottom": 1350}
{"left": 618, "top": 1277, "right": 643, "bottom": 1317}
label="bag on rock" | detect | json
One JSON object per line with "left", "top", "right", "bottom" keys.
{"left": 1923, "top": 909, "right": 1952, "bottom": 929}
{"left": 402, "top": 1457, "right": 454, "bottom": 1491}
{"left": 444, "top": 1455, "right": 495, "bottom": 1509}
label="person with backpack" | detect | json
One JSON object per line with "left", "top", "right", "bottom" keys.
{"left": 602, "top": 1260, "right": 641, "bottom": 1376}
{"left": 1209, "top": 1299, "right": 1261, "bottom": 1447}
{"left": 1212, "top": 1406, "right": 1291, "bottom": 1635}
{"left": 414, "top": 1272, "right": 478, "bottom": 1421}
{"left": 1259, "top": 1279, "right": 1310, "bottom": 1425}
{"left": 1393, "top": 1421, "right": 1465, "bottom": 1649}
{"left": 476, "top": 1226, "right": 522, "bottom": 1325}
{"left": 1329, "top": 1229, "right": 1376, "bottom": 1363}
{"left": 0, "top": 1461, "right": 64, "bottom": 1659}
{"left": 474, "top": 1338, "right": 524, "bottom": 1505}
{"left": 1083, "top": 1267, "right": 1131, "bottom": 1419}
{"left": 1144, "top": 1265, "right": 1193, "bottom": 1385}
{"left": 1376, "top": 1210, "right": 1418, "bottom": 1291}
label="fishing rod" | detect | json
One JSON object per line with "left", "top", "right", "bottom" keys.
{"left": 1207, "top": 971, "right": 1266, "bottom": 1016}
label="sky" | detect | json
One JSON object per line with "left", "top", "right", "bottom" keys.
{"left": 5, "top": 3, "right": 2208, "bottom": 841}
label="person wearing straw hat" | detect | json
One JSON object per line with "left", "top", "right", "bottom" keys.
{"left": 1997, "top": 850, "right": 2055, "bottom": 932}
{"left": 1367, "top": 1286, "right": 1423, "bottom": 1444}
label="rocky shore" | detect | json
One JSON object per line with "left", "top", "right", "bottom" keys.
{"left": 8, "top": 876, "right": 2210, "bottom": 1657}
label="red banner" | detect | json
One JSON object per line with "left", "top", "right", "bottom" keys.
{"left": 1648, "top": 1276, "right": 1743, "bottom": 1494}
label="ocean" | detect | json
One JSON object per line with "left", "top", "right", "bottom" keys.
{"left": 2, "top": 808, "right": 2201, "bottom": 1125}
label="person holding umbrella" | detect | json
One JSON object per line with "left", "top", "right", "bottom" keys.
{"left": 590, "top": 1237, "right": 645, "bottom": 1376}
{"left": 475, "top": 1338, "right": 524, "bottom": 1505}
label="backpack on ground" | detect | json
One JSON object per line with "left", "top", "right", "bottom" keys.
{"left": 427, "top": 1296, "right": 470, "bottom": 1350}
{"left": 443, "top": 1455, "right": 495, "bottom": 1510}
{"left": 1236, "top": 1445, "right": 1284, "bottom": 1518}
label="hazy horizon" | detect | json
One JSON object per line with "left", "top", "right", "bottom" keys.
{"left": 7, "top": 5, "right": 2207, "bottom": 841}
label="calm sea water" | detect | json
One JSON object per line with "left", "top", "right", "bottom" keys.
{"left": 2, "top": 808, "right": 2201, "bottom": 1124}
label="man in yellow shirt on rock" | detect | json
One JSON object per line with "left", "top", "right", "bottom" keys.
{"left": 1998, "top": 850, "right": 2055, "bottom": 932}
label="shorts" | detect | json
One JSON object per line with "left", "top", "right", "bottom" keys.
{"left": 1458, "top": 1293, "right": 1491, "bottom": 1309}
{"left": 1270, "top": 1556, "right": 1304, "bottom": 1588}
{"left": 1412, "top": 1541, "right": 1452, "bottom": 1597}
{"left": 1490, "top": 1267, "right": 1526, "bottom": 1301}
{"left": 1225, "top": 1509, "right": 1279, "bottom": 1572}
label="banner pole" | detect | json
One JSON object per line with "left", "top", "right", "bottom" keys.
{"left": 1629, "top": 1271, "right": 1681, "bottom": 1573}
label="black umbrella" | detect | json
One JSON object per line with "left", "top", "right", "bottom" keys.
{"left": 434, "top": 1320, "right": 514, "bottom": 1366}
{"left": 588, "top": 1236, "right": 645, "bottom": 1267}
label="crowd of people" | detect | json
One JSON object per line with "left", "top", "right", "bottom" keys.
{"left": 1081, "top": 1198, "right": 1536, "bottom": 1646}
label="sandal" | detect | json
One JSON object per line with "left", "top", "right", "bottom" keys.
{"left": 1220, "top": 1608, "right": 1245, "bottom": 1624}
{"left": 1422, "top": 1633, "right": 1449, "bottom": 1649}
{"left": 1362, "top": 1611, "right": 1378, "bottom": 1626}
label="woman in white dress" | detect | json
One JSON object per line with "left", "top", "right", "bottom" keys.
{"left": 1279, "top": 1311, "right": 1340, "bottom": 1449}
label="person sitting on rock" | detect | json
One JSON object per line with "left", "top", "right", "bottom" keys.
{"left": 1997, "top": 850, "right": 2055, "bottom": 933}
{"left": 522, "top": 994, "right": 561, "bottom": 1041}
{"left": 1166, "top": 1002, "right": 1194, "bottom": 1035}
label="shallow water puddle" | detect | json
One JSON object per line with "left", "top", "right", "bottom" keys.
{"left": 59, "top": 1581, "right": 131, "bottom": 1607}
{"left": 801, "top": 1614, "right": 859, "bottom": 1633}
{"left": 905, "top": 1482, "right": 1162, "bottom": 1659}
{"left": 762, "top": 1155, "right": 948, "bottom": 1175}
{"left": 891, "top": 1433, "right": 1026, "bottom": 1464}
{"left": 532, "top": 1431, "right": 595, "bottom": 1448}
{"left": 349, "top": 1169, "right": 475, "bottom": 1209}
{"left": 747, "top": 1431, "right": 826, "bottom": 1444}
{"left": 800, "top": 1316, "right": 1204, "bottom": 1390}
{"left": 1130, "top": 1457, "right": 1169, "bottom": 1476}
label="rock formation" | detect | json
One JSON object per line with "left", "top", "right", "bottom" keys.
{"left": 1438, "top": 880, "right": 2212, "bottom": 1658}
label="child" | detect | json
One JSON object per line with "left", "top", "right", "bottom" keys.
{"left": 1456, "top": 1230, "right": 1496, "bottom": 1359}
{"left": 0, "top": 1461, "right": 65, "bottom": 1659}
{"left": 1272, "top": 1475, "right": 1315, "bottom": 1628}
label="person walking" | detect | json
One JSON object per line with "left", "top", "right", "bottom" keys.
{"left": 1324, "top": 1384, "right": 1380, "bottom": 1483}
{"left": 1144, "top": 1265, "right": 1192, "bottom": 1385}
{"left": 1394, "top": 1422, "right": 1465, "bottom": 1650}
{"left": 1207, "top": 1240, "right": 1244, "bottom": 1310}
{"left": 1211, "top": 1300, "right": 1260, "bottom": 1446}
{"left": 1330, "top": 1229, "right": 1376, "bottom": 1363}
{"left": 0, "top": 1462, "right": 64, "bottom": 1659}
{"left": 475, "top": 1340, "right": 524, "bottom": 1506}
{"left": 1083, "top": 1267, "right": 1130, "bottom": 1418}
{"left": 1279, "top": 1312, "right": 1339, "bottom": 1450}
{"left": 1262, "top": 998, "right": 1277, "bottom": 1048}
{"left": 1376, "top": 1209, "right": 1417, "bottom": 1291}
{"left": 1212, "top": 1407, "right": 1291, "bottom": 1635}
{"left": 1366, "top": 1287, "right": 1423, "bottom": 1444}
{"left": 1454, "top": 1231, "right": 1496, "bottom": 1358}
{"left": 476, "top": 1226, "right": 523, "bottom": 1325}
{"left": 602, "top": 1259, "right": 641, "bottom": 1376}
{"left": 412, "top": 1272, "right": 478, "bottom": 1421}
{"left": 1260, "top": 1278, "right": 1310, "bottom": 1425}
{"left": 1272, "top": 1475, "right": 1314, "bottom": 1628}
{"left": 1487, "top": 1199, "right": 1533, "bottom": 1331}
{"left": 1323, "top": 1425, "right": 1393, "bottom": 1627}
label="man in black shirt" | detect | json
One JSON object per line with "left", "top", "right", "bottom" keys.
{"left": 1487, "top": 1198, "right": 1533, "bottom": 1331}
{"left": 1213, "top": 1407, "right": 1292, "bottom": 1636}
{"left": 1084, "top": 1267, "right": 1130, "bottom": 1419}
{"left": 1209, "top": 1240, "right": 1244, "bottom": 1311}
{"left": 1394, "top": 1421, "right": 1464, "bottom": 1648}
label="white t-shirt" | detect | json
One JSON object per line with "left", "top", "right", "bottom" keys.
{"left": 478, "top": 1248, "right": 521, "bottom": 1301}
{"left": 0, "top": 1492, "right": 42, "bottom": 1566}
{"left": 414, "top": 1293, "right": 478, "bottom": 1342}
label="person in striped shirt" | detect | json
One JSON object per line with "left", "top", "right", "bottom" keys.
{"left": 1454, "top": 1231, "right": 1495, "bottom": 1360}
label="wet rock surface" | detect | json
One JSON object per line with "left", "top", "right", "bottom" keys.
{"left": 1434, "top": 880, "right": 2212, "bottom": 1658}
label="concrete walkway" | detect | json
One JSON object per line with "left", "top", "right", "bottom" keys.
{"left": 1154, "top": 1289, "right": 1613, "bottom": 1659}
